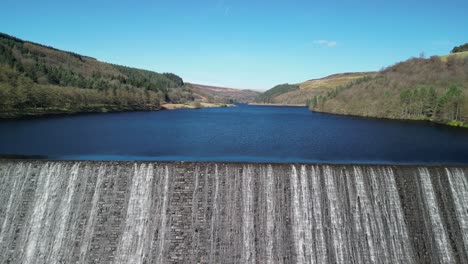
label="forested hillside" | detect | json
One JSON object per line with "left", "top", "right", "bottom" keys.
{"left": 0, "top": 33, "right": 194, "bottom": 117}
{"left": 310, "top": 55, "right": 468, "bottom": 126}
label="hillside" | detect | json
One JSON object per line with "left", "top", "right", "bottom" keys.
{"left": 310, "top": 55, "right": 468, "bottom": 126}
{"left": 255, "top": 72, "right": 375, "bottom": 105}
{"left": 255, "top": 84, "right": 300, "bottom": 103}
{"left": 281, "top": 72, "right": 375, "bottom": 105}
{"left": 0, "top": 33, "right": 229, "bottom": 117}
{"left": 440, "top": 51, "right": 468, "bottom": 62}
{"left": 189, "top": 83, "right": 259, "bottom": 103}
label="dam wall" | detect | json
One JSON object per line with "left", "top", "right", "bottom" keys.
{"left": 0, "top": 161, "right": 467, "bottom": 263}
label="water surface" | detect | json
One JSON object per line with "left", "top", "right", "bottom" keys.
{"left": 1, "top": 104, "right": 468, "bottom": 164}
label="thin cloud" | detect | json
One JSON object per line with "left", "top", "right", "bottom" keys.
{"left": 217, "top": 0, "right": 231, "bottom": 16}
{"left": 313, "top": 40, "right": 337, "bottom": 47}
{"left": 224, "top": 6, "right": 231, "bottom": 15}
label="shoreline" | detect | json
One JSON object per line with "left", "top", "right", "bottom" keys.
{"left": 248, "top": 103, "right": 467, "bottom": 128}
{"left": 310, "top": 109, "right": 468, "bottom": 129}
{"left": 0, "top": 102, "right": 235, "bottom": 119}
{"left": 2, "top": 103, "right": 466, "bottom": 129}
{"left": 0, "top": 105, "right": 161, "bottom": 119}
{"left": 161, "top": 102, "right": 234, "bottom": 110}
{"left": 248, "top": 103, "right": 306, "bottom": 107}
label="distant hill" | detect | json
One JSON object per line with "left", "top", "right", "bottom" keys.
{"left": 189, "top": 83, "right": 259, "bottom": 103}
{"left": 256, "top": 72, "right": 375, "bottom": 105}
{"left": 310, "top": 55, "right": 468, "bottom": 127}
{"left": 0, "top": 33, "right": 232, "bottom": 117}
{"left": 255, "top": 84, "right": 300, "bottom": 103}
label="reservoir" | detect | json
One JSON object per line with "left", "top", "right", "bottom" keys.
{"left": 0, "top": 104, "right": 468, "bottom": 164}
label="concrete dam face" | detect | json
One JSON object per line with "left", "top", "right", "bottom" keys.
{"left": 0, "top": 161, "right": 468, "bottom": 263}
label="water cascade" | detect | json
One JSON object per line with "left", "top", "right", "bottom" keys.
{"left": 0, "top": 161, "right": 467, "bottom": 263}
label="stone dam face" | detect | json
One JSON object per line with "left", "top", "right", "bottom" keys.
{"left": 0, "top": 161, "right": 468, "bottom": 263}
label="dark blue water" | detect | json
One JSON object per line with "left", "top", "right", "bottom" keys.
{"left": 1, "top": 104, "right": 468, "bottom": 164}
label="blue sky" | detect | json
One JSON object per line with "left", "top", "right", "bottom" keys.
{"left": 1, "top": 0, "right": 467, "bottom": 90}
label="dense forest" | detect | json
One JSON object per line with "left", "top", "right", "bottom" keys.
{"left": 309, "top": 54, "right": 468, "bottom": 126}
{"left": 255, "top": 84, "right": 299, "bottom": 103}
{"left": 0, "top": 33, "right": 194, "bottom": 117}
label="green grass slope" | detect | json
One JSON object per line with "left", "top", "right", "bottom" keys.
{"left": 0, "top": 33, "right": 195, "bottom": 118}
{"left": 256, "top": 72, "right": 375, "bottom": 105}
{"left": 280, "top": 72, "right": 376, "bottom": 105}
{"left": 255, "top": 84, "right": 300, "bottom": 103}
{"left": 440, "top": 51, "right": 468, "bottom": 62}
{"left": 311, "top": 55, "right": 468, "bottom": 127}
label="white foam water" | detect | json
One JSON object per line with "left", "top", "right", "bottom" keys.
{"left": 0, "top": 161, "right": 467, "bottom": 263}
{"left": 419, "top": 167, "right": 454, "bottom": 263}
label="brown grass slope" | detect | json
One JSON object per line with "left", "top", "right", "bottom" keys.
{"left": 275, "top": 72, "right": 376, "bottom": 105}
{"left": 189, "top": 83, "right": 260, "bottom": 103}
{"left": 257, "top": 72, "right": 375, "bottom": 105}
{"left": 313, "top": 55, "right": 468, "bottom": 126}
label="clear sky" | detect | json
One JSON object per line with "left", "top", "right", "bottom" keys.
{"left": 1, "top": 0, "right": 467, "bottom": 90}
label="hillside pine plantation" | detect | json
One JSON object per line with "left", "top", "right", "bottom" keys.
{"left": 0, "top": 33, "right": 259, "bottom": 118}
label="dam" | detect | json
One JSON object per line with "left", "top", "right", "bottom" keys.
{"left": 0, "top": 160, "right": 467, "bottom": 263}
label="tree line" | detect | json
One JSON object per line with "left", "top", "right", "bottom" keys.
{"left": 451, "top": 43, "right": 468, "bottom": 53}
{"left": 399, "top": 85, "right": 463, "bottom": 121}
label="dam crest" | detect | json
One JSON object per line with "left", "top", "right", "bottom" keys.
{"left": 0, "top": 161, "right": 467, "bottom": 263}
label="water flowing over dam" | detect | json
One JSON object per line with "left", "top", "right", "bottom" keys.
{"left": 0, "top": 161, "right": 467, "bottom": 263}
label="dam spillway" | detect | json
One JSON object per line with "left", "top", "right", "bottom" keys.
{"left": 0, "top": 161, "right": 467, "bottom": 263}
